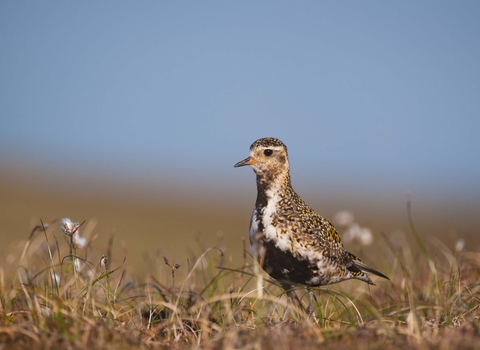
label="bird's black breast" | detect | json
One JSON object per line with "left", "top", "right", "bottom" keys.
{"left": 260, "top": 240, "right": 319, "bottom": 287}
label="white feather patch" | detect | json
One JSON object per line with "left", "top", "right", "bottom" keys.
{"left": 260, "top": 184, "right": 296, "bottom": 252}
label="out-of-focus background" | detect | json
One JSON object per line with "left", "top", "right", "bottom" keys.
{"left": 1, "top": 2, "right": 479, "bottom": 270}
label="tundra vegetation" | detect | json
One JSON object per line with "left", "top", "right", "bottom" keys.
{"left": 0, "top": 205, "right": 479, "bottom": 350}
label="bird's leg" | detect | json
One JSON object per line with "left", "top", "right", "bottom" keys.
{"left": 281, "top": 283, "right": 294, "bottom": 322}
{"left": 253, "top": 235, "right": 266, "bottom": 300}
{"left": 305, "top": 288, "right": 316, "bottom": 319}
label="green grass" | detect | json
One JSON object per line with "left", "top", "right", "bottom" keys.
{"left": 1, "top": 208, "right": 479, "bottom": 350}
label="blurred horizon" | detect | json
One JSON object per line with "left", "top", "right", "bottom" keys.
{"left": 2, "top": 156, "right": 479, "bottom": 270}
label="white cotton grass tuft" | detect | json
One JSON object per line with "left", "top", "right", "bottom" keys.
{"left": 342, "top": 223, "right": 360, "bottom": 243}
{"left": 61, "top": 218, "right": 80, "bottom": 237}
{"left": 333, "top": 210, "right": 355, "bottom": 227}
{"left": 358, "top": 227, "right": 374, "bottom": 245}
{"left": 333, "top": 211, "right": 374, "bottom": 246}
{"left": 60, "top": 218, "right": 87, "bottom": 249}
{"left": 74, "top": 258, "right": 84, "bottom": 272}
{"left": 100, "top": 255, "right": 108, "bottom": 270}
{"left": 72, "top": 233, "right": 87, "bottom": 249}
{"left": 51, "top": 272, "right": 61, "bottom": 285}
{"left": 455, "top": 238, "right": 465, "bottom": 253}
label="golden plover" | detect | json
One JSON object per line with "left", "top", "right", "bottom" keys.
{"left": 234, "top": 137, "right": 388, "bottom": 298}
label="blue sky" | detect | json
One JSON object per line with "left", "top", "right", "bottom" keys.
{"left": 1, "top": 2, "right": 479, "bottom": 200}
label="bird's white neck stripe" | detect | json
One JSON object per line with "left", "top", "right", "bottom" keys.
{"left": 262, "top": 184, "right": 281, "bottom": 240}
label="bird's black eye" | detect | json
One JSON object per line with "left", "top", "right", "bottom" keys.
{"left": 264, "top": 149, "right": 273, "bottom": 156}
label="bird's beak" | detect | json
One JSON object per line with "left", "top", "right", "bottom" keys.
{"left": 234, "top": 156, "right": 256, "bottom": 168}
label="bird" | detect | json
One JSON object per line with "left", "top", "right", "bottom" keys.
{"left": 234, "top": 137, "right": 388, "bottom": 314}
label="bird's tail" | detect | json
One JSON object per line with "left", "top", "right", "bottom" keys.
{"left": 350, "top": 253, "right": 390, "bottom": 280}
{"left": 346, "top": 252, "right": 389, "bottom": 284}
{"left": 352, "top": 259, "right": 389, "bottom": 280}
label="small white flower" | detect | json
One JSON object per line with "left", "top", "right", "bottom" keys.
{"left": 455, "top": 238, "right": 465, "bottom": 252}
{"left": 100, "top": 255, "right": 108, "bottom": 269}
{"left": 51, "top": 272, "right": 61, "bottom": 285}
{"left": 342, "top": 223, "right": 374, "bottom": 245}
{"left": 72, "top": 233, "right": 87, "bottom": 249}
{"left": 358, "top": 228, "right": 373, "bottom": 245}
{"left": 342, "top": 229, "right": 353, "bottom": 243}
{"left": 337, "top": 212, "right": 375, "bottom": 246}
{"left": 348, "top": 223, "right": 361, "bottom": 238}
{"left": 74, "top": 258, "right": 83, "bottom": 272}
{"left": 61, "top": 218, "right": 87, "bottom": 249}
{"left": 60, "top": 218, "right": 80, "bottom": 237}
{"left": 333, "top": 210, "right": 355, "bottom": 227}
{"left": 342, "top": 223, "right": 359, "bottom": 243}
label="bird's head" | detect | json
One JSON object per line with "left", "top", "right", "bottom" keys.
{"left": 234, "top": 137, "right": 290, "bottom": 184}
